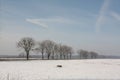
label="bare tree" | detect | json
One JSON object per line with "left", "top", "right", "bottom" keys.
{"left": 57, "top": 44, "right": 67, "bottom": 59}
{"left": 44, "top": 40, "right": 55, "bottom": 59}
{"left": 62, "top": 45, "right": 68, "bottom": 59}
{"left": 52, "top": 43, "right": 59, "bottom": 59}
{"left": 89, "top": 51, "right": 98, "bottom": 59}
{"left": 17, "top": 37, "right": 35, "bottom": 60}
{"left": 58, "top": 45, "right": 73, "bottom": 59}
{"left": 57, "top": 44, "right": 63, "bottom": 59}
{"left": 81, "top": 50, "right": 88, "bottom": 59}
{"left": 51, "top": 43, "right": 58, "bottom": 59}
{"left": 77, "top": 49, "right": 89, "bottom": 59}
{"left": 36, "top": 41, "right": 46, "bottom": 59}
{"left": 62, "top": 45, "right": 70, "bottom": 59}
{"left": 67, "top": 46, "right": 73, "bottom": 59}
{"left": 77, "top": 49, "right": 81, "bottom": 59}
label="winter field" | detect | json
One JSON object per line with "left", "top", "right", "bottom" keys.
{"left": 0, "top": 59, "right": 120, "bottom": 80}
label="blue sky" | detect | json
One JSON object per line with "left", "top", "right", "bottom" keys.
{"left": 0, "top": 0, "right": 120, "bottom": 56}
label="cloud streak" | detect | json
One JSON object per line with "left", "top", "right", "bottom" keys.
{"left": 26, "top": 17, "right": 79, "bottom": 28}
{"left": 26, "top": 19, "right": 48, "bottom": 28}
{"left": 95, "top": 0, "right": 110, "bottom": 33}
{"left": 110, "top": 11, "right": 120, "bottom": 21}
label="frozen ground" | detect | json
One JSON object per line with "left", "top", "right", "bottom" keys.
{"left": 0, "top": 59, "right": 120, "bottom": 80}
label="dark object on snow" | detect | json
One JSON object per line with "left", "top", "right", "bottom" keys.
{"left": 57, "top": 65, "right": 62, "bottom": 67}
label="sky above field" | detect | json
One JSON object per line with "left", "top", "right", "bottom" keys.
{"left": 0, "top": 0, "right": 120, "bottom": 56}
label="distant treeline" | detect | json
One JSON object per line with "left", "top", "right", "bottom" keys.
{"left": 16, "top": 37, "right": 99, "bottom": 60}
{"left": 0, "top": 55, "right": 120, "bottom": 61}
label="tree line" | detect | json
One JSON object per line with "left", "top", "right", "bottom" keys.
{"left": 17, "top": 37, "right": 98, "bottom": 60}
{"left": 77, "top": 49, "right": 98, "bottom": 59}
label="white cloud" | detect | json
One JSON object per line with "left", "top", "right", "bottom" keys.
{"left": 26, "top": 16, "right": 79, "bottom": 28}
{"left": 110, "top": 11, "right": 120, "bottom": 21}
{"left": 26, "top": 19, "right": 48, "bottom": 28}
{"left": 95, "top": 0, "right": 110, "bottom": 33}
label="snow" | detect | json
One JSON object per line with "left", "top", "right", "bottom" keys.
{"left": 0, "top": 59, "right": 120, "bottom": 80}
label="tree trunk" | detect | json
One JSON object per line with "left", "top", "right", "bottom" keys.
{"left": 42, "top": 52, "right": 44, "bottom": 60}
{"left": 60, "top": 53, "right": 62, "bottom": 59}
{"left": 52, "top": 52, "right": 54, "bottom": 59}
{"left": 67, "top": 54, "right": 68, "bottom": 59}
{"left": 47, "top": 53, "right": 50, "bottom": 60}
{"left": 64, "top": 54, "right": 66, "bottom": 59}
{"left": 26, "top": 51, "right": 29, "bottom": 60}
{"left": 56, "top": 53, "right": 58, "bottom": 60}
{"left": 70, "top": 53, "right": 72, "bottom": 59}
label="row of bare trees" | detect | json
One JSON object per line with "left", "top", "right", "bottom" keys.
{"left": 77, "top": 49, "right": 98, "bottom": 59}
{"left": 17, "top": 37, "right": 98, "bottom": 60}
{"left": 17, "top": 37, "right": 73, "bottom": 60}
{"left": 34, "top": 40, "right": 73, "bottom": 60}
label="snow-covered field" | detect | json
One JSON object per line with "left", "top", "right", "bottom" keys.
{"left": 0, "top": 59, "right": 120, "bottom": 80}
